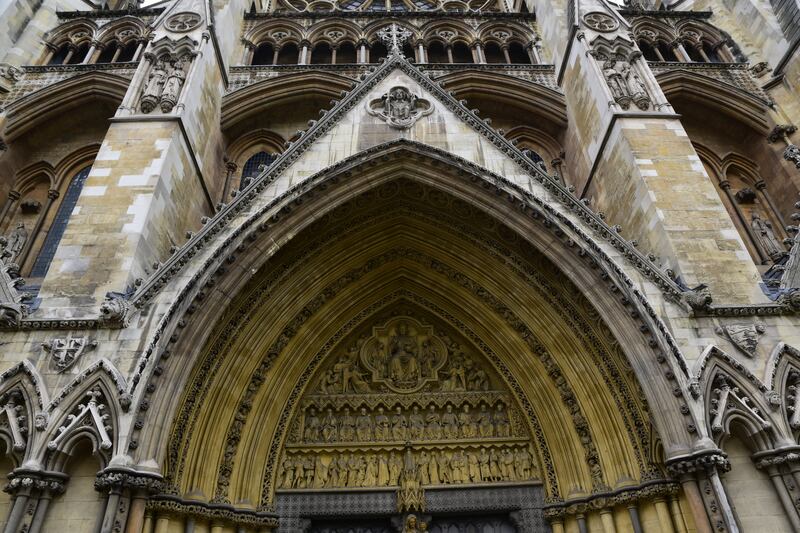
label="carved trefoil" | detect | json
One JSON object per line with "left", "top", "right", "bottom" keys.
{"left": 715, "top": 324, "right": 765, "bottom": 358}
{"left": 42, "top": 335, "right": 97, "bottom": 371}
{"left": 367, "top": 86, "right": 433, "bottom": 129}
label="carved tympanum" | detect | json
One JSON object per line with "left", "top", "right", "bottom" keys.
{"left": 279, "top": 315, "right": 538, "bottom": 492}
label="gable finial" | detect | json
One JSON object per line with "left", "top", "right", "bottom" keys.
{"left": 378, "top": 23, "right": 412, "bottom": 56}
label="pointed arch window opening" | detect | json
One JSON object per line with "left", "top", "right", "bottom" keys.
{"left": 240, "top": 152, "right": 278, "bottom": 190}
{"left": 29, "top": 166, "right": 92, "bottom": 280}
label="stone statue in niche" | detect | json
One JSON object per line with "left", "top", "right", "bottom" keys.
{"left": 593, "top": 44, "right": 652, "bottom": 111}
{"left": 367, "top": 86, "right": 433, "bottom": 129}
{"left": 140, "top": 55, "right": 191, "bottom": 114}
{"left": 140, "top": 60, "right": 168, "bottom": 113}
{"left": 4, "top": 223, "right": 27, "bottom": 263}
{"left": 751, "top": 212, "right": 786, "bottom": 260}
{"left": 160, "top": 57, "right": 186, "bottom": 113}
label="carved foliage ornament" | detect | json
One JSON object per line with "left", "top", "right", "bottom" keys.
{"left": 165, "top": 12, "right": 202, "bottom": 33}
{"left": 583, "top": 12, "right": 619, "bottom": 33}
{"left": 367, "top": 86, "right": 433, "bottom": 129}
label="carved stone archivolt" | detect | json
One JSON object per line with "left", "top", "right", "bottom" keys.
{"left": 278, "top": 315, "right": 539, "bottom": 493}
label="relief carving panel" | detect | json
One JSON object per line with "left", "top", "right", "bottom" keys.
{"left": 279, "top": 316, "right": 539, "bottom": 492}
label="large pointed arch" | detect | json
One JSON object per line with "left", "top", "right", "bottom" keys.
{"left": 122, "top": 141, "right": 702, "bottom": 522}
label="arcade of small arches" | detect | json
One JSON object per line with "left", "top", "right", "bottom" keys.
{"left": 39, "top": 18, "right": 151, "bottom": 66}
{"left": 273, "top": 0, "right": 503, "bottom": 14}
{"left": 242, "top": 22, "right": 539, "bottom": 66}
{"left": 630, "top": 16, "right": 743, "bottom": 63}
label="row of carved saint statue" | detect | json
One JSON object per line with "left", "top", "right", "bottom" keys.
{"left": 297, "top": 402, "right": 514, "bottom": 444}
{"left": 279, "top": 445, "right": 536, "bottom": 490}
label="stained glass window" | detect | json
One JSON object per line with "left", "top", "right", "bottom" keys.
{"left": 30, "top": 166, "right": 92, "bottom": 279}
{"left": 240, "top": 152, "right": 277, "bottom": 189}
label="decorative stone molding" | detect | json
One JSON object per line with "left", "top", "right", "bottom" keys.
{"left": 708, "top": 374, "right": 770, "bottom": 434}
{"left": 665, "top": 451, "right": 730, "bottom": 477}
{"left": 582, "top": 12, "right": 619, "bottom": 32}
{"left": 146, "top": 494, "right": 279, "bottom": 528}
{"left": 48, "top": 388, "right": 113, "bottom": 453}
{"left": 0, "top": 235, "right": 30, "bottom": 328}
{"left": 542, "top": 479, "right": 679, "bottom": 519}
{"left": 95, "top": 467, "right": 163, "bottom": 493}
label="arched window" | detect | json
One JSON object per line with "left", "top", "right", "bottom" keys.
{"left": 252, "top": 43, "right": 275, "bottom": 65}
{"left": 239, "top": 152, "right": 277, "bottom": 190}
{"left": 451, "top": 42, "right": 473, "bottom": 63}
{"left": 67, "top": 43, "right": 89, "bottom": 64}
{"left": 507, "top": 42, "right": 530, "bottom": 64}
{"left": 657, "top": 42, "right": 678, "bottom": 61}
{"left": 370, "top": 42, "right": 388, "bottom": 62}
{"left": 427, "top": 41, "right": 448, "bottom": 63}
{"left": 311, "top": 43, "right": 333, "bottom": 64}
{"left": 276, "top": 43, "right": 300, "bottom": 64}
{"left": 337, "top": 42, "right": 358, "bottom": 63}
{"left": 29, "top": 165, "right": 92, "bottom": 279}
{"left": 483, "top": 42, "right": 505, "bottom": 63}
{"left": 685, "top": 44, "right": 705, "bottom": 62}
{"left": 638, "top": 40, "right": 660, "bottom": 61}
{"left": 117, "top": 41, "right": 137, "bottom": 62}
{"left": 703, "top": 41, "right": 722, "bottom": 62}
{"left": 96, "top": 43, "right": 117, "bottom": 63}
{"left": 522, "top": 149, "right": 547, "bottom": 171}
{"left": 402, "top": 42, "right": 416, "bottom": 61}
{"left": 368, "top": 0, "right": 387, "bottom": 10}
{"left": 48, "top": 44, "right": 71, "bottom": 65}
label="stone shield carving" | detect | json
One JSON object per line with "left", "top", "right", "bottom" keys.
{"left": 367, "top": 86, "right": 433, "bottom": 129}
{"left": 715, "top": 324, "right": 765, "bottom": 357}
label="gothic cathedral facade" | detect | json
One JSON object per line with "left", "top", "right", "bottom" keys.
{"left": 1, "top": 0, "right": 800, "bottom": 529}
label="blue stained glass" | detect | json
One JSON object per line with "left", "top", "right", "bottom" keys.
{"left": 30, "top": 166, "right": 92, "bottom": 279}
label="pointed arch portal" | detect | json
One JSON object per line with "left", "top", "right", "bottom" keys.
{"left": 153, "top": 159, "right": 694, "bottom": 530}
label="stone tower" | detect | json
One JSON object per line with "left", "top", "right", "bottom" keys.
{"left": 1, "top": 0, "right": 800, "bottom": 529}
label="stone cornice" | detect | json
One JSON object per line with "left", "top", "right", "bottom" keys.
{"left": 22, "top": 62, "right": 139, "bottom": 74}
{"left": 665, "top": 450, "right": 730, "bottom": 477}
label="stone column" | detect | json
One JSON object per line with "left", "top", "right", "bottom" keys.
{"left": 668, "top": 494, "right": 688, "bottom": 533}
{"left": 599, "top": 508, "right": 617, "bottom": 533}
{"left": 299, "top": 41, "right": 310, "bottom": 65}
{"left": 2, "top": 476, "right": 33, "bottom": 533}
{"left": 549, "top": 519, "right": 565, "bottom": 533}
{"left": 627, "top": 505, "right": 643, "bottom": 533}
{"left": 0, "top": 190, "right": 21, "bottom": 227}
{"left": 29, "top": 477, "right": 66, "bottom": 533}
{"left": 126, "top": 490, "right": 149, "bottom": 533}
{"left": 242, "top": 41, "right": 255, "bottom": 65}
{"left": 654, "top": 498, "right": 676, "bottom": 533}
{"left": 763, "top": 464, "right": 800, "bottom": 531}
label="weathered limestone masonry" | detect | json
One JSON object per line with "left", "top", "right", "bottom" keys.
{"left": 1, "top": 0, "right": 800, "bottom": 530}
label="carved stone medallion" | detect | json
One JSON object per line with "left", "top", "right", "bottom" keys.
{"left": 165, "top": 12, "right": 202, "bottom": 33}
{"left": 583, "top": 12, "right": 619, "bottom": 32}
{"left": 367, "top": 86, "right": 433, "bottom": 130}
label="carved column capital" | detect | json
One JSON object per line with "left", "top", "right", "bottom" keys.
{"left": 665, "top": 450, "right": 730, "bottom": 478}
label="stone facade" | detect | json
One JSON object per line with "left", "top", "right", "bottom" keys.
{"left": 0, "top": 0, "right": 800, "bottom": 530}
